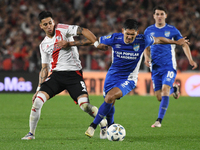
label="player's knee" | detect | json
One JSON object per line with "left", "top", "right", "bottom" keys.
{"left": 156, "top": 95, "right": 162, "bottom": 101}
{"left": 78, "top": 97, "right": 89, "bottom": 111}
{"left": 33, "top": 92, "right": 46, "bottom": 109}
{"left": 105, "top": 94, "right": 115, "bottom": 104}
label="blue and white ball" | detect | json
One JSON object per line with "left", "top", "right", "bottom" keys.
{"left": 107, "top": 124, "right": 126, "bottom": 141}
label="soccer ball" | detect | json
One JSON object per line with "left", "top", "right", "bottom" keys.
{"left": 107, "top": 124, "right": 126, "bottom": 141}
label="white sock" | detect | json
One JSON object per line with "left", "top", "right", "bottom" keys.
{"left": 78, "top": 97, "right": 106, "bottom": 127}
{"left": 29, "top": 92, "right": 47, "bottom": 135}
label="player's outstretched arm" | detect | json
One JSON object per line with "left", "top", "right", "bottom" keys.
{"left": 154, "top": 37, "right": 188, "bottom": 46}
{"left": 77, "top": 27, "right": 97, "bottom": 44}
{"left": 56, "top": 38, "right": 92, "bottom": 48}
{"left": 56, "top": 39, "right": 108, "bottom": 51}
{"left": 182, "top": 43, "right": 198, "bottom": 70}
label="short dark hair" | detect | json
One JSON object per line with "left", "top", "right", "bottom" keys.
{"left": 153, "top": 6, "right": 168, "bottom": 14}
{"left": 123, "top": 19, "right": 138, "bottom": 30}
{"left": 38, "top": 11, "right": 53, "bottom": 22}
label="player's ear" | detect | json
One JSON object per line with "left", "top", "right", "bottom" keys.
{"left": 39, "top": 23, "right": 43, "bottom": 29}
{"left": 165, "top": 14, "right": 168, "bottom": 19}
{"left": 137, "top": 30, "right": 139, "bottom": 35}
{"left": 122, "top": 28, "right": 124, "bottom": 34}
{"left": 52, "top": 19, "right": 55, "bottom": 25}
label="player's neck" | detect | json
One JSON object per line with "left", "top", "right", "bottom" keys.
{"left": 155, "top": 23, "right": 166, "bottom": 28}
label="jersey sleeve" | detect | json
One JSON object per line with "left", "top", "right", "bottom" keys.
{"left": 56, "top": 23, "right": 79, "bottom": 36}
{"left": 173, "top": 27, "right": 183, "bottom": 41}
{"left": 144, "top": 28, "right": 148, "bottom": 35}
{"left": 66, "top": 25, "right": 79, "bottom": 36}
{"left": 144, "top": 34, "right": 154, "bottom": 48}
{"left": 39, "top": 44, "right": 49, "bottom": 64}
{"left": 99, "top": 34, "right": 114, "bottom": 46}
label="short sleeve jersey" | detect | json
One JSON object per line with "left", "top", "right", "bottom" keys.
{"left": 39, "top": 23, "right": 82, "bottom": 71}
{"left": 100, "top": 33, "right": 154, "bottom": 84}
{"left": 144, "top": 24, "right": 183, "bottom": 72}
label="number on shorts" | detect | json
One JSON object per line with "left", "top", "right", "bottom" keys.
{"left": 80, "top": 81, "right": 87, "bottom": 92}
{"left": 167, "top": 71, "right": 174, "bottom": 78}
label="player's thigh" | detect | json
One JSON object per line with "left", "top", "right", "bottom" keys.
{"left": 40, "top": 73, "right": 65, "bottom": 98}
{"left": 152, "top": 73, "right": 162, "bottom": 92}
{"left": 104, "top": 79, "right": 136, "bottom": 99}
{"left": 66, "top": 80, "right": 88, "bottom": 103}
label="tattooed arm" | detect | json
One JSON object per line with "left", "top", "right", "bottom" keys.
{"left": 38, "top": 64, "right": 49, "bottom": 86}
{"left": 56, "top": 38, "right": 92, "bottom": 48}
{"left": 32, "top": 63, "right": 49, "bottom": 103}
{"left": 56, "top": 38, "right": 108, "bottom": 51}
{"left": 76, "top": 27, "right": 97, "bottom": 44}
{"left": 56, "top": 26, "right": 108, "bottom": 50}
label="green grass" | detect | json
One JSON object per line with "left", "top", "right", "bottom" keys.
{"left": 0, "top": 94, "right": 200, "bottom": 150}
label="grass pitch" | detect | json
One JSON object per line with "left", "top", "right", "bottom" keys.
{"left": 0, "top": 94, "right": 200, "bottom": 150}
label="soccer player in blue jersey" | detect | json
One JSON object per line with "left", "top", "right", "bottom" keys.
{"left": 64, "top": 19, "right": 187, "bottom": 138}
{"left": 144, "top": 6, "right": 197, "bottom": 128}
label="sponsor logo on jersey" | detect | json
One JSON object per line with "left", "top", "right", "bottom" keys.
{"left": 133, "top": 44, "right": 140, "bottom": 51}
{"left": 115, "top": 44, "right": 121, "bottom": 48}
{"left": 165, "top": 31, "right": 170, "bottom": 37}
{"left": 150, "top": 32, "right": 155, "bottom": 36}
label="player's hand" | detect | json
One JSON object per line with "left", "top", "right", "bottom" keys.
{"left": 97, "top": 44, "right": 109, "bottom": 51}
{"left": 32, "top": 91, "right": 39, "bottom": 104}
{"left": 177, "top": 37, "right": 189, "bottom": 46}
{"left": 144, "top": 57, "right": 151, "bottom": 67}
{"left": 56, "top": 40, "right": 69, "bottom": 48}
{"left": 189, "top": 60, "right": 198, "bottom": 70}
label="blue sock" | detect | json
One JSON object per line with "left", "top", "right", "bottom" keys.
{"left": 158, "top": 96, "right": 169, "bottom": 120}
{"left": 169, "top": 87, "right": 175, "bottom": 95}
{"left": 106, "top": 106, "right": 115, "bottom": 126}
{"left": 93, "top": 101, "right": 112, "bottom": 126}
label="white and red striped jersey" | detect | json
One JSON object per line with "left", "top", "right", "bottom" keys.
{"left": 39, "top": 23, "right": 82, "bottom": 71}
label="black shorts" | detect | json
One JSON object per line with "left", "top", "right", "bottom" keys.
{"left": 40, "top": 70, "right": 88, "bottom": 102}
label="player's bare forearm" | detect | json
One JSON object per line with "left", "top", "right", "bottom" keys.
{"left": 144, "top": 47, "right": 151, "bottom": 67}
{"left": 144, "top": 47, "right": 150, "bottom": 58}
{"left": 154, "top": 37, "right": 187, "bottom": 46}
{"left": 77, "top": 27, "right": 97, "bottom": 44}
{"left": 69, "top": 38, "right": 92, "bottom": 46}
{"left": 182, "top": 43, "right": 198, "bottom": 69}
{"left": 38, "top": 64, "right": 49, "bottom": 87}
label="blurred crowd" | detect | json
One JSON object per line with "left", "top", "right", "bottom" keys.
{"left": 0, "top": 0, "right": 199, "bottom": 72}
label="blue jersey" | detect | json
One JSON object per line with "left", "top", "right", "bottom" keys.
{"left": 100, "top": 33, "right": 154, "bottom": 89}
{"left": 144, "top": 24, "right": 183, "bottom": 73}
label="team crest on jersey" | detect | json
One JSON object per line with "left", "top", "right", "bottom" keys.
{"left": 165, "top": 31, "right": 170, "bottom": 37}
{"left": 56, "top": 36, "right": 62, "bottom": 40}
{"left": 106, "top": 35, "right": 111, "bottom": 39}
{"left": 133, "top": 44, "right": 140, "bottom": 51}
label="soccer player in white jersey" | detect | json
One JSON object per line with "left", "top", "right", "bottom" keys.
{"left": 21, "top": 11, "right": 107, "bottom": 140}
{"left": 62, "top": 19, "right": 188, "bottom": 138}
{"left": 144, "top": 6, "right": 197, "bottom": 128}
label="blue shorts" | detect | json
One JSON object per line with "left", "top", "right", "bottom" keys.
{"left": 152, "top": 69, "right": 177, "bottom": 91}
{"left": 103, "top": 79, "right": 136, "bottom": 99}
